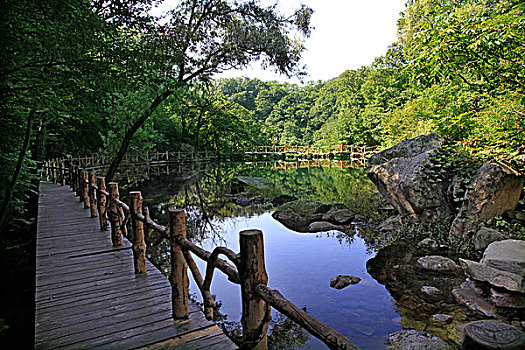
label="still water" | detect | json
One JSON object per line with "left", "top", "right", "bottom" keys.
{"left": 128, "top": 161, "right": 402, "bottom": 349}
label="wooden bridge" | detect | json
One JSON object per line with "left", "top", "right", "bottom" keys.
{"left": 38, "top": 162, "right": 361, "bottom": 350}
{"left": 36, "top": 182, "right": 236, "bottom": 349}
{"left": 243, "top": 144, "right": 378, "bottom": 160}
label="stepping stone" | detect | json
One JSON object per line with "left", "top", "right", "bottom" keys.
{"left": 461, "top": 320, "right": 525, "bottom": 350}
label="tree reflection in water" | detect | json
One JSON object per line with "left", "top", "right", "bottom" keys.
{"left": 120, "top": 160, "right": 388, "bottom": 348}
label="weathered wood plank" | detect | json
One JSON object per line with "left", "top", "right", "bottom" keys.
{"left": 35, "top": 182, "right": 236, "bottom": 349}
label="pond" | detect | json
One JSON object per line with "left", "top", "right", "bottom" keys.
{"left": 124, "top": 160, "right": 402, "bottom": 349}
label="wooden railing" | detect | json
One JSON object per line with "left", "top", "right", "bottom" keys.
{"left": 42, "top": 162, "right": 361, "bottom": 350}
{"left": 244, "top": 144, "right": 379, "bottom": 156}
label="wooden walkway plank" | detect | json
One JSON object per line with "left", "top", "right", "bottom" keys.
{"left": 35, "top": 182, "right": 237, "bottom": 350}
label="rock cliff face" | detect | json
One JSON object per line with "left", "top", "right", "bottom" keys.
{"left": 449, "top": 162, "right": 523, "bottom": 240}
{"left": 367, "top": 133, "right": 523, "bottom": 242}
{"left": 367, "top": 133, "right": 453, "bottom": 222}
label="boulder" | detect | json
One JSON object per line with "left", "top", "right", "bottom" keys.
{"left": 329, "top": 275, "right": 361, "bottom": 289}
{"left": 387, "top": 330, "right": 449, "bottom": 350}
{"left": 231, "top": 176, "right": 275, "bottom": 194}
{"left": 417, "top": 255, "right": 459, "bottom": 272}
{"left": 449, "top": 162, "right": 523, "bottom": 241}
{"left": 308, "top": 221, "right": 345, "bottom": 232}
{"left": 272, "top": 200, "right": 335, "bottom": 232}
{"left": 459, "top": 240, "right": 525, "bottom": 293}
{"left": 461, "top": 320, "right": 525, "bottom": 350}
{"left": 369, "top": 132, "right": 444, "bottom": 166}
{"left": 472, "top": 227, "right": 506, "bottom": 251}
{"left": 367, "top": 133, "right": 452, "bottom": 222}
{"left": 322, "top": 208, "right": 354, "bottom": 224}
{"left": 271, "top": 194, "right": 297, "bottom": 206}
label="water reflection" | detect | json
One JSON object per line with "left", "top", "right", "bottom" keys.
{"left": 125, "top": 161, "right": 401, "bottom": 349}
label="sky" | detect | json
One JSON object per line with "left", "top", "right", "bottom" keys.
{"left": 219, "top": 0, "right": 407, "bottom": 83}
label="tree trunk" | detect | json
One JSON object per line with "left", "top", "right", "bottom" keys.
{"left": 0, "top": 109, "right": 34, "bottom": 230}
{"left": 105, "top": 89, "right": 173, "bottom": 182}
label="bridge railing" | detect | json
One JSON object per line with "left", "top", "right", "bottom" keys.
{"left": 42, "top": 162, "right": 360, "bottom": 350}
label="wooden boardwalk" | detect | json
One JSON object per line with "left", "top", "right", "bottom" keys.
{"left": 35, "top": 182, "right": 236, "bottom": 350}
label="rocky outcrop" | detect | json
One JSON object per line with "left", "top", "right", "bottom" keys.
{"left": 459, "top": 240, "right": 525, "bottom": 293}
{"left": 367, "top": 133, "right": 523, "bottom": 243}
{"left": 449, "top": 162, "right": 523, "bottom": 241}
{"left": 369, "top": 132, "right": 444, "bottom": 167}
{"left": 367, "top": 133, "right": 452, "bottom": 222}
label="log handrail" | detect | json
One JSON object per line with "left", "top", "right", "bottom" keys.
{"left": 42, "top": 161, "right": 361, "bottom": 350}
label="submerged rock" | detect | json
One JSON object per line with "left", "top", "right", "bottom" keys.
{"left": 459, "top": 240, "right": 525, "bottom": 293}
{"left": 272, "top": 200, "right": 346, "bottom": 232}
{"left": 308, "top": 221, "right": 345, "bottom": 232}
{"left": 452, "top": 287, "right": 496, "bottom": 317}
{"left": 417, "top": 255, "right": 459, "bottom": 272}
{"left": 329, "top": 275, "right": 361, "bottom": 290}
{"left": 387, "top": 330, "right": 449, "bottom": 350}
{"left": 432, "top": 314, "right": 453, "bottom": 324}
{"left": 231, "top": 176, "right": 275, "bottom": 194}
{"left": 421, "top": 286, "right": 442, "bottom": 296}
{"left": 461, "top": 320, "right": 525, "bottom": 350}
{"left": 322, "top": 208, "right": 354, "bottom": 225}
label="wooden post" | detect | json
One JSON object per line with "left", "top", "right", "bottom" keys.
{"left": 130, "top": 191, "right": 147, "bottom": 274}
{"left": 89, "top": 173, "right": 97, "bottom": 217}
{"left": 239, "top": 229, "right": 270, "bottom": 350}
{"left": 71, "top": 165, "right": 76, "bottom": 192}
{"left": 169, "top": 208, "right": 189, "bottom": 319}
{"left": 108, "top": 183, "right": 123, "bottom": 246}
{"left": 68, "top": 162, "right": 74, "bottom": 188}
{"left": 82, "top": 170, "right": 90, "bottom": 208}
{"left": 77, "top": 167, "right": 83, "bottom": 199}
{"left": 97, "top": 176, "right": 108, "bottom": 230}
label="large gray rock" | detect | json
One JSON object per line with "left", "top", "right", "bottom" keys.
{"left": 231, "top": 176, "right": 275, "bottom": 194}
{"left": 449, "top": 162, "right": 523, "bottom": 241}
{"left": 367, "top": 133, "right": 452, "bottom": 222}
{"left": 459, "top": 240, "right": 525, "bottom": 293}
{"left": 369, "top": 132, "right": 444, "bottom": 166}
{"left": 387, "top": 330, "right": 449, "bottom": 350}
